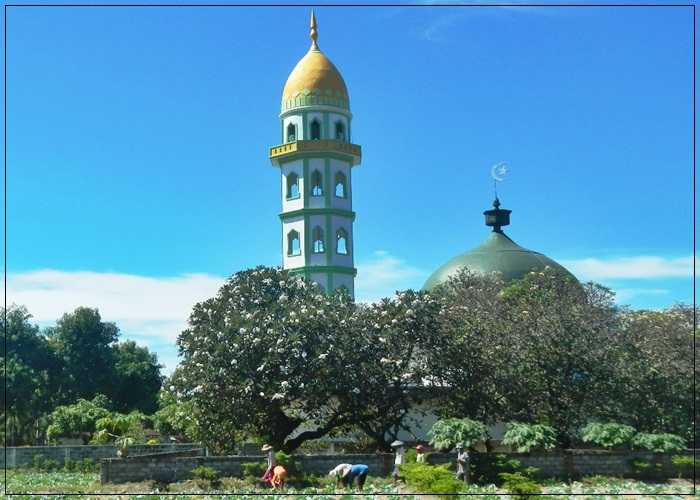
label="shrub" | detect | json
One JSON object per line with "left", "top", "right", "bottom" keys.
{"left": 79, "top": 458, "right": 97, "bottom": 472}
{"left": 631, "top": 433, "right": 686, "bottom": 453}
{"left": 499, "top": 472, "right": 541, "bottom": 499}
{"left": 242, "top": 461, "right": 266, "bottom": 478}
{"left": 146, "top": 438, "right": 159, "bottom": 445}
{"left": 63, "top": 458, "right": 78, "bottom": 472}
{"left": 470, "top": 453, "right": 527, "bottom": 485}
{"left": 404, "top": 448, "right": 418, "bottom": 463}
{"left": 580, "top": 422, "right": 636, "bottom": 449}
{"left": 671, "top": 455, "right": 694, "bottom": 478}
{"left": 400, "top": 463, "right": 465, "bottom": 498}
{"left": 429, "top": 418, "right": 489, "bottom": 450}
{"left": 630, "top": 459, "right": 664, "bottom": 480}
{"left": 32, "top": 454, "right": 46, "bottom": 471}
{"left": 502, "top": 423, "right": 557, "bottom": 453}
{"left": 191, "top": 465, "right": 220, "bottom": 488}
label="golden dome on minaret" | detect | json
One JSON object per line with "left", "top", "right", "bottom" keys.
{"left": 281, "top": 11, "right": 350, "bottom": 111}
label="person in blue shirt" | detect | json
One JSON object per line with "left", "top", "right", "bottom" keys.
{"left": 342, "top": 464, "right": 369, "bottom": 491}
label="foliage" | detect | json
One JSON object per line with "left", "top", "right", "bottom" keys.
{"left": 400, "top": 463, "right": 465, "bottom": 498}
{"left": 93, "top": 411, "right": 150, "bottom": 444}
{"left": 431, "top": 269, "right": 624, "bottom": 447}
{"left": 499, "top": 472, "right": 542, "bottom": 499}
{"left": 115, "top": 436, "right": 135, "bottom": 455}
{"left": 3, "top": 305, "right": 63, "bottom": 446}
{"left": 111, "top": 340, "right": 164, "bottom": 414}
{"left": 470, "top": 453, "right": 527, "bottom": 485}
{"left": 671, "top": 455, "right": 694, "bottom": 478}
{"left": 174, "top": 266, "right": 442, "bottom": 452}
{"left": 4, "top": 304, "right": 164, "bottom": 446}
{"left": 580, "top": 422, "right": 637, "bottom": 449}
{"left": 242, "top": 461, "right": 267, "bottom": 481}
{"left": 404, "top": 448, "right": 418, "bottom": 463}
{"left": 147, "top": 438, "right": 160, "bottom": 445}
{"left": 609, "top": 306, "right": 696, "bottom": 443}
{"left": 31, "top": 454, "right": 60, "bottom": 472}
{"left": 46, "top": 394, "right": 112, "bottom": 444}
{"left": 428, "top": 418, "right": 488, "bottom": 450}
{"left": 502, "top": 422, "right": 557, "bottom": 453}
{"left": 631, "top": 433, "right": 686, "bottom": 453}
{"left": 191, "top": 465, "right": 220, "bottom": 488}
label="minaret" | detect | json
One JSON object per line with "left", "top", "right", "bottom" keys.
{"left": 269, "top": 12, "right": 362, "bottom": 297}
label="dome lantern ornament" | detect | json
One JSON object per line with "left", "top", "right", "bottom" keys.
{"left": 483, "top": 197, "right": 511, "bottom": 233}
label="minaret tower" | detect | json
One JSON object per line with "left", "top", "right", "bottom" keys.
{"left": 270, "top": 12, "right": 361, "bottom": 297}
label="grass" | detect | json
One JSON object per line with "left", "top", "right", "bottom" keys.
{"left": 2, "top": 470, "right": 696, "bottom": 499}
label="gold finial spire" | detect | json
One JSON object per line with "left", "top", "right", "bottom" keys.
{"left": 310, "top": 10, "right": 319, "bottom": 50}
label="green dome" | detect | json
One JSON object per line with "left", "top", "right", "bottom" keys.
{"left": 423, "top": 230, "right": 576, "bottom": 291}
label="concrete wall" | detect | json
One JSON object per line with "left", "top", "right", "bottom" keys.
{"left": 427, "top": 449, "right": 694, "bottom": 480}
{"left": 2, "top": 443, "right": 201, "bottom": 468}
{"left": 101, "top": 452, "right": 393, "bottom": 484}
{"left": 100, "top": 449, "right": 694, "bottom": 484}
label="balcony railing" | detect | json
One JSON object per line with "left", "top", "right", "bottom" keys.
{"left": 269, "top": 140, "right": 362, "bottom": 165}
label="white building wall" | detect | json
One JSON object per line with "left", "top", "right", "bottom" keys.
{"left": 309, "top": 272, "right": 328, "bottom": 291}
{"left": 282, "top": 216, "right": 305, "bottom": 269}
{"left": 329, "top": 215, "right": 354, "bottom": 268}
{"left": 332, "top": 273, "right": 354, "bottom": 296}
{"left": 282, "top": 114, "right": 304, "bottom": 142}
{"left": 281, "top": 161, "right": 304, "bottom": 212}
{"left": 307, "top": 158, "right": 325, "bottom": 209}
{"left": 329, "top": 159, "right": 352, "bottom": 211}
{"left": 308, "top": 214, "right": 327, "bottom": 267}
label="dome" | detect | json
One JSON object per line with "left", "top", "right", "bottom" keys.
{"left": 423, "top": 199, "right": 576, "bottom": 290}
{"left": 281, "top": 12, "right": 349, "bottom": 112}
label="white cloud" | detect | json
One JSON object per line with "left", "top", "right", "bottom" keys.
{"left": 355, "top": 251, "right": 428, "bottom": 303}
{"left": 614, "top": 288, "right": 670, "bottom": 303}
{"left": 4, "top": 269, "right": 226, "bottom": 373}
{"left": 559, "top": 256, "right": 695, "bottom": 281}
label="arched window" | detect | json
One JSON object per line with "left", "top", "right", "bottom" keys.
{"left": 310, "top": 119, "right": 321, "bottom": 140}
{"left": 286, "top": 172, "right": 300, "bottom": 199}
{"left": 312, "top": 226, "right": 325, "bottom": 253}
{"left": 335, "top": 121, "right": 346, "bottom": 142}
{"left": 336, "top": 228, "right": 348, "bottom": 255}
{"left": 311, "top": 170, "right": 323, "bottom": 197}
{"left": 287, "top": 230, "right": 301, "bottom": 256}
{"left": 286, "top": 123, "right": 296, "bottom": 142}
{"left": 334, "top": 172, "right": 347, "bottom": 198}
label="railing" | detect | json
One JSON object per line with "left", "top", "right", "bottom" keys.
{"left": 269, "top": 140, "right": 362, "bottom": 164}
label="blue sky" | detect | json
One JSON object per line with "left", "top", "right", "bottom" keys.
{"left": 3, "top": 2, "right": 695, "bottom": 372}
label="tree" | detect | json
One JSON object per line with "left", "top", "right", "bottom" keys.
{"left": 174, "top": 266, "right": 360, "bottom": 453}
{"left": 3, "top": 305, "right": 64, "bottom": 445}
{"left": 111, "top": 341, "right": 163, "bottom": 414}
{"left": 610, "top": 305, "right": 695, "bottom": 441}
{"left": 430, "top": 268, "right": 623, "bottom": 446}
{"left": 46, "top": 394, "right": 112, "bottom": 444}
{"left": 342, "top": 290, "right": 442, "bottom": 450}
{"left": 46, "top": 307, "right": 119, "bottom": 402}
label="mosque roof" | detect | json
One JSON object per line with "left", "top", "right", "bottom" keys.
{"left": 281, "top": 12, "right": 349, "bottom": 112}
{"left": 423, "top": 199, "right": 576, "bottom": 290}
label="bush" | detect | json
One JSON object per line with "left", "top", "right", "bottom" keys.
{"left": 429, "top": 418, "right": 489, "bottom": 450}
{"left": 63, "top": 458, "right": 78, "bottom": 472}
{"left": 671, "top": 455, "right": 694, "bottom": 478}
{"left": 631, "top": 433, "right": 686, "bottom": 453}
{"left": 31, "top": 454, "right": 60, "bottom": 472}
{"left": 400, "top": 463, "right": 465, "bottom": 498}
{"left": 470, "top": 453, "right": 527, "bottom": 485}
{"left": 191, "top": 465, "right": 220, "bottom": 488}
{"left": 580, "top": 422, "right": 636, "bottom": 449}
{"left": 404, "top": 448, "right": 418, "bottom": 463}
{"left": 630, "top": 459, "right": 664, "bottom": 480}
{"left": 502, "top": 423, "right": 557, "bottom": 453}
{"left": 79, "top": 458, "right": 97, "bottom": 472}
{"left": 146, "top": 438, "right": 159, "bottom": 445}
{"left": 499, "top": 472, "right": 541, "bottom": 499}
{"left": 242, "top": 461, "right": 266, "bottom": 478}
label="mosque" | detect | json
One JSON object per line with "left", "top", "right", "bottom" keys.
{"left": 270, "top": 13, "right": 574, "bottom": 299}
